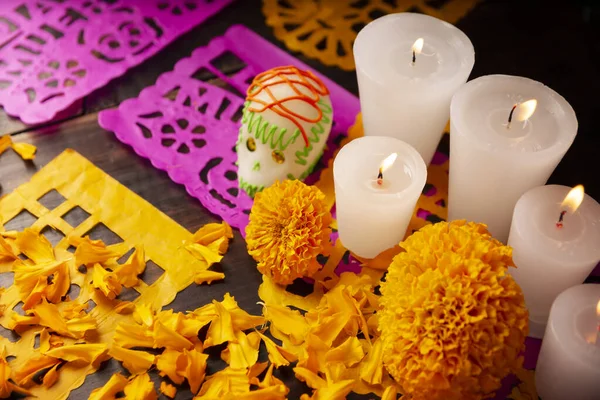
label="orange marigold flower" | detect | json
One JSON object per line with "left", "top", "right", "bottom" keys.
{"left": 379, "top": 220, "right": 529, "bottom": 400}
{"left": 246, "top": 180, "right": 332, "bottom": 285}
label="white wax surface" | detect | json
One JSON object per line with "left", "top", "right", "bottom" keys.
{"left": 354, "top": 13, "right": 474, "bottom": 165}
{"left": 334, "top": 136, "right": 426, "bottom": 258}
{"left": 508, "top": 185, "right": 600, "bottom": 338}
{"left": 449, "top": 75, "right": 578, "bottom": 242}
{"left": 536, "top": 284, "right": 600, "bottom": 400}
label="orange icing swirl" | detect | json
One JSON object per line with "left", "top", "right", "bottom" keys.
{"left": 246, "top": 66, "right": 330, "bottom": 147}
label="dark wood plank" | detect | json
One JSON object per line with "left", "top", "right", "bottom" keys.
{"left": 0, "top": 100, "right": 84, "bottom": 136}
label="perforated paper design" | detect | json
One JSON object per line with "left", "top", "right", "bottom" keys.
{"left": 0, "top": 150, "right": 219, "bottom": 399}
{"left": 0, "top": 0, "right": 234, "bottom": 124}
{"left": 99, "top": 24, "right": 360, "bottom": 232}
{"left": 262, "top": 0, "right": 480, "bottom": 70}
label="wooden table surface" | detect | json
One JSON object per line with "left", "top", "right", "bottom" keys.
{"left": 1, "top": 1, "right": 599, "bottom": 399}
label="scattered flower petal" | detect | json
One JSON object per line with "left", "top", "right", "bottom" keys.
{"left": 109, "top": 346, "right": 155, "bottom": 375}
{"left": 89, "top": 373, "right": 128, "bottom": 400}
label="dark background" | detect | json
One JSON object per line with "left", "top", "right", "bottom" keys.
{"left": 0, "top": 1, "right": 598, "bottom": 399}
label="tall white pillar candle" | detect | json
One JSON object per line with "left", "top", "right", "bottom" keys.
{"left": 449, "top": 75, "right": 578, "bottom": 242}
{"left": 535, "top": 284, "right": 600, "bottom": 400}
{"left": 507, "top": 185, "right": 600, "bottom": 338}
{"left": 353, "top": 13, "right": 474, "bottom": 165}
{"left": 334, "top": 136, "right": 426, "bottom": 258}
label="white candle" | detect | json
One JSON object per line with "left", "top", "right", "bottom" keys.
{"left": 449, "top": 75, "right": 578, "bottom": 242}
{"left": 353, "top": 13, "right": 474, "bottom": 165}
{"left": 535, "top": 284, "right": 600, "bottom": 400}
{"left": 334, "top": 136, "right": 426, "bottom": 258}
{"left": 507, "top": 185, "right": 600, "bottom": 338}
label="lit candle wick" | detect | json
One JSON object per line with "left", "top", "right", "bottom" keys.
{"left": 556, "top": 185, "right": 585, "bottom": 229}
{"left": 376, "top": 152, "right": 398, "bottom": 187}
{"left": 411, "top": 38, "right": 424, "bottom": 66}
{"left": 506, "top": 99, "right": 537, "bottom": 130}
{"left": 555, "top": 210, "right": 567, "bottom": 229}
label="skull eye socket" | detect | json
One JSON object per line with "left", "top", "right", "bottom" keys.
{"left": 272, "top": 150, "right": 285, "bottom": 164}
{"left": 246, "top": 137, "right": 256, "bottom": 152}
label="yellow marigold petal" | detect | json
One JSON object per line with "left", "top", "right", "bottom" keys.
{"left": 0, "top": 347, "right": 33, "bottom": 398}
{"left": 65, "top": 314, "right": 97, "bottom": 337}
{"left": 191, "top": 221, "right": 233, "bottom": 255}
{"left": 184, "top": 348, "right": 208, "bottom": 394}
{"left": 42, "top": 363, "right": 60, "bottom": 388}
{"left": 154, "top": 320, "right": 194, "bottom": 350}
{"left": 114, "top": 322, "right": 154, "bottom": 348}
{"left": 92, "top": 264, "right": 122, "bottom": 300}
{"left": 262, "top": 303, "right": 308, "bottom": 345}
{"left": 247, "top": 361, "right": 269, "bottom": 380}
{"left": 325, "top": 336, "right": 364, "bottom": 367}
{"left": 13, "top": 355, "right": 61, "bottom": 387}
{"left": 246, "top": 180, "right": 332, "bottom": 285}
{"left": 45, "top": 343, "right": 109, "bottom": 367}
{"left": 310, "top": 379, "right": 355, "bottom": 400}
{"left": 14, "top": 259, "right": 70, "bottom": 308}
{"left": 381, "top": 385, "right": 398, "bottom": 400}
{"left": 194, "top": 270, "right": 225, "bottom": 285}
{"left": 109, "top": 346, "right": 155, "bottom": 375}
{"left": 39, "top": 328, "right": 63, "bottom": 353}
{"left": 15, "top": 228, "right": 54, "bottom": 262}
{"left": 134, "top": 303, "right": 155, "bottom": 326}
{"left": 156, "top": 349, "right": 187, "bottom": 385}
{"left": 205, "top": 300, "right": 236, "bottom": 347}
{"left": 7, "top": 313, "right": 40, "bottom": 331}
{"left": 114, "top": 301, "right": 135, "bottom": 314}
{"left": 235, "top": 385, "right": 289, "bottom": 400}
{"left": 256, "top": 331, "right": 297, "bottom": 367}
{"left": 0, "top": 235, "right": 18, "bottom": 261}
{"left": 0, "top": 136, "right": 11, "bottom": 154}
{"left": 359, "top": 338, "right": 384, "bottom": 385}
{"left": 221, "top": 331, "right": 260, "bottom": 369}
{"left": 89, "top": 373, "right": 128, "bottom": 400}
{"left": 185, "top": 242, "right": 223, "bottom": 266}
{"left": 11, "top": 142, "right": 37, "bottom": 160}
{"left": 124, "top": 373, "right": 157, "bottom": 400}
{"left": 160, "top": 381, "right": 177, "bottom": 398}
{"left": 196, "top": 367, "right": 250, "bottom": 398}
{"left": 74, "top": 237, "right": 122, "bottom": 266}
{"left": 31, "top": 299, "right": 71, "bottom": 336}
{"left": 294, "top": 367, "right": 326, "bottom": 389}
{"left": 112, "top": 245, "right": 145, "bottom": 287}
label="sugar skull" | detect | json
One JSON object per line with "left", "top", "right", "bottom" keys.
{"left": 236, "top": 66, "right": 333, "bottom": 197}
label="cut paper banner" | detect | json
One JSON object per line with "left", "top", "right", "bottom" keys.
{"left": 0, "top": 0, "right": 234, "bottom": 124}
{"left": 0, "top": 150, "right": 224, "bottom": 399}
{"left": 99, "top": 25, "right": 449, "bottom": 235}
{"left": 262, "top": 0, "right": 480, "bottom": 70}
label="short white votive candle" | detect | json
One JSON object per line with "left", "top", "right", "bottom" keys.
{"left": 535, "top": 284, "right": 600, "bottom": 400}
{"left": 508, "top": 185, "right": 600, "bottom": 338}
{"left": 334, "top": 136, "right": 426, "bottom": 258}
{"left": 354, "top": 13, "right": 474, "bottom": 165}
{"left": 449, "top": 75, "right": 578, "bottom": 242}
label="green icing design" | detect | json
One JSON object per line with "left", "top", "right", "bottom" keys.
{"left": 287, "top": 149, "right": 323, "bottom": 181}
{"left": 241, "top": 101, "right": 300, "bottom": 151}
{"left": 239, "top": 176, "right": 264, "bottom": 199}
{"left": 294, "top": 99, "right": 332, "bottom": 166}
{"left": 252, "top": 161, "right": 261, "bottom": 171}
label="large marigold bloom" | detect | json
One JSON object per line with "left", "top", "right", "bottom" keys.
{"left": 379, "top": 220, "right": 528, "bottom": 400}
{"left": 246, "top": 180, "right": 332, "bottom": 285}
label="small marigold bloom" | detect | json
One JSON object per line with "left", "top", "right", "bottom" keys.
{"left": 246, "top": 180, "right": 332, "bottom": 285}
{"left": 379, "top": 220, "right": 529, "bottom": 400}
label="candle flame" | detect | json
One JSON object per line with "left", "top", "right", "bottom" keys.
{"left": 561, "top": 185, "right": 585, "bottom": 213}
{"left": 596, "top": 300, "right": 600, "bottom": 317}
{"left": 514, "top": 99, "right": 538, "bottom": 122}
{"left": 380, "top": 153, "right": 398, "bottom": 174}
{"left": 412, "top": 38, "right": 424, "bottom": 55}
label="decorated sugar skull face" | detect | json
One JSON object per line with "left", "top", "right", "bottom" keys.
{"left": 237, "top": 66, "right": 333, "bottom": 197}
